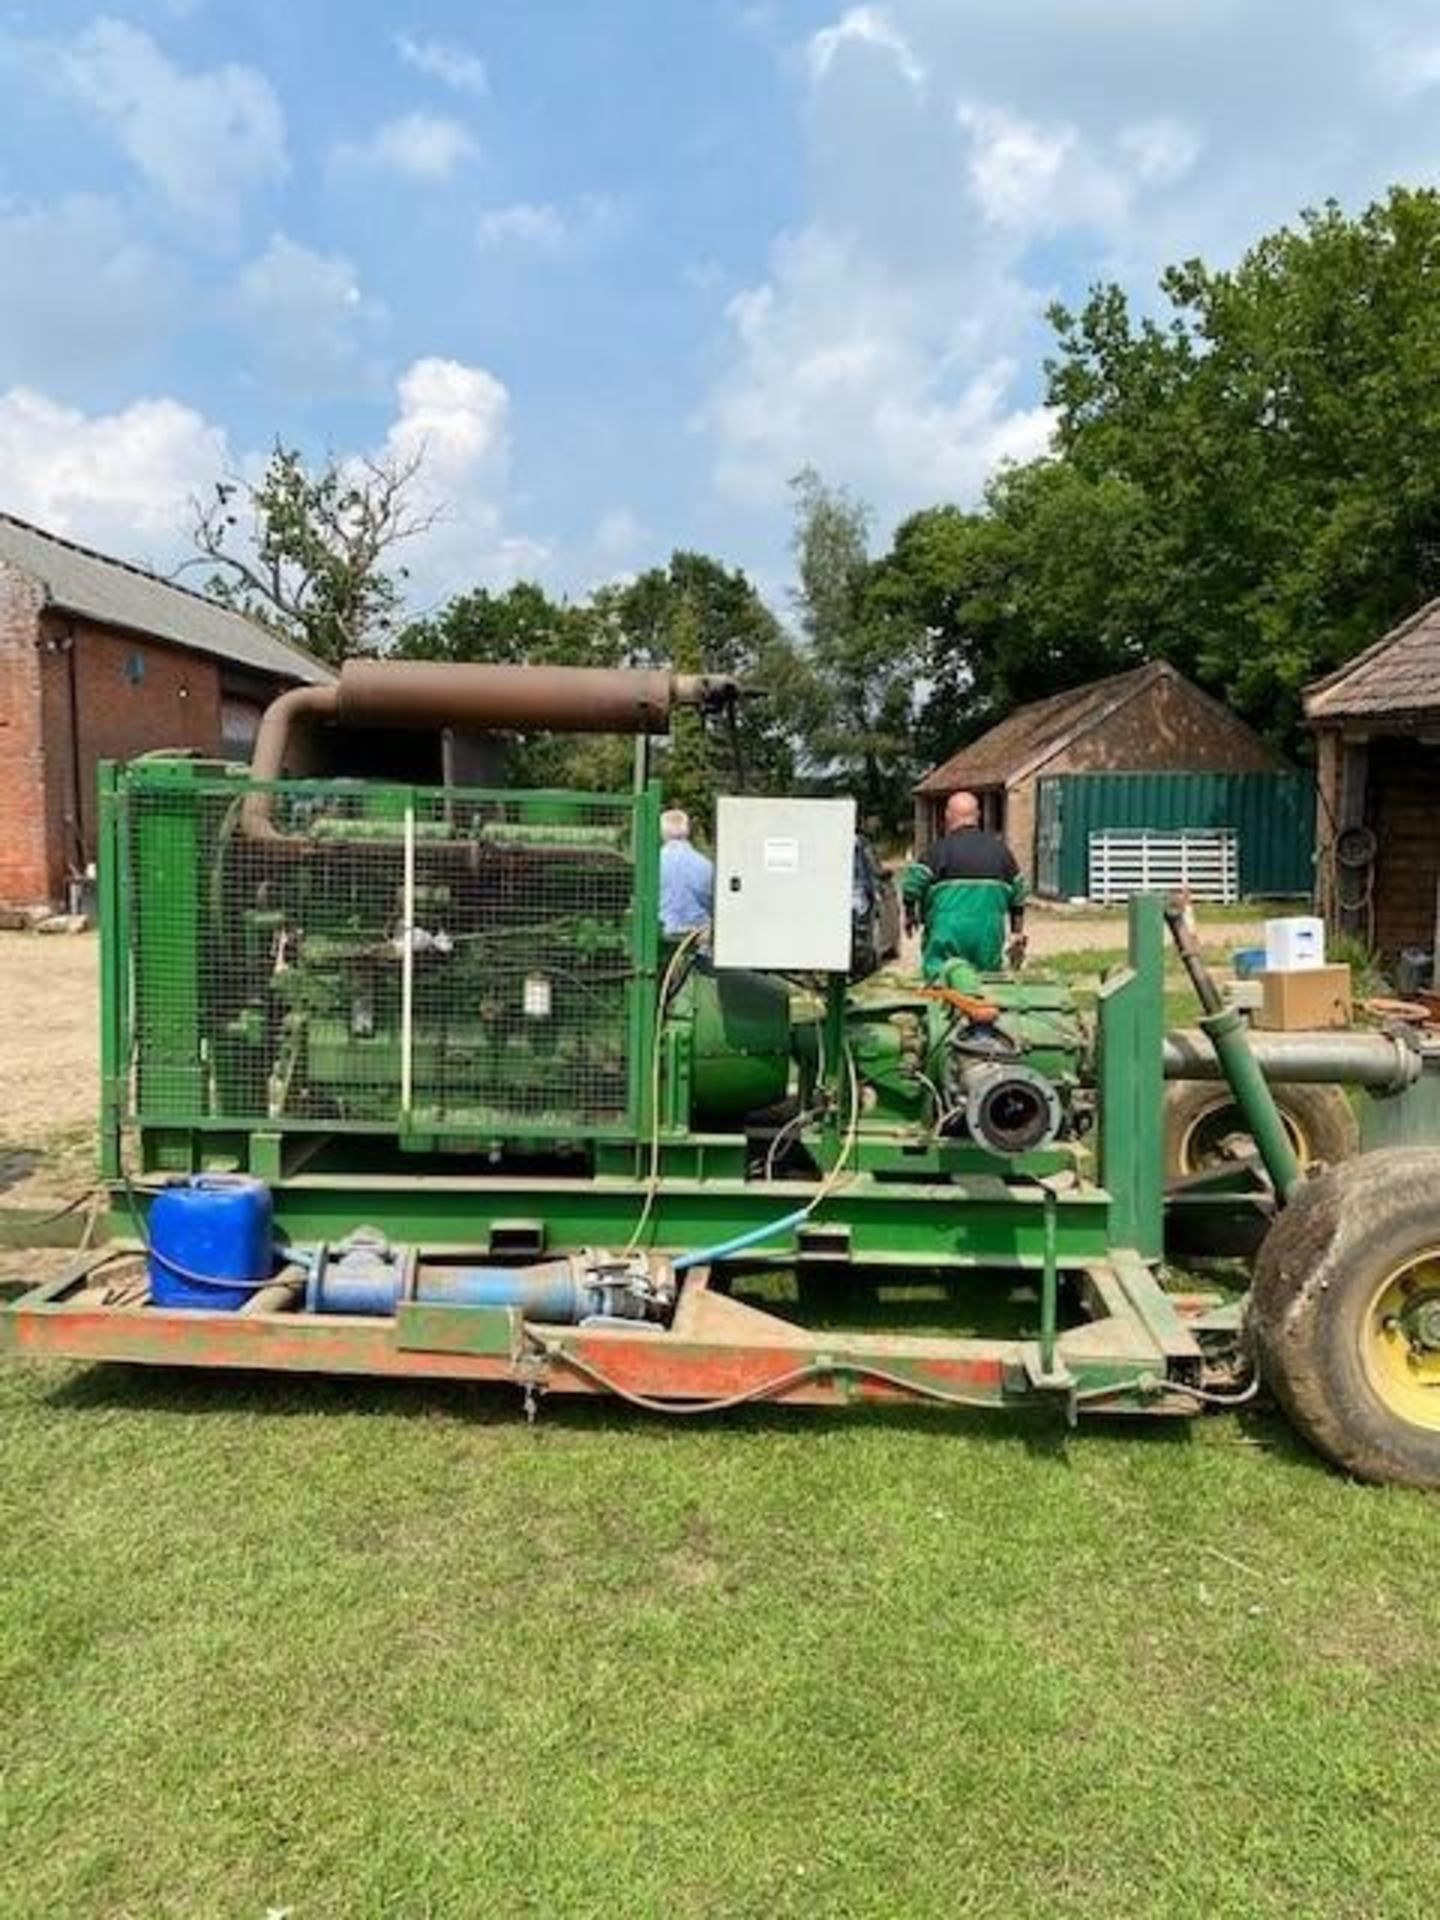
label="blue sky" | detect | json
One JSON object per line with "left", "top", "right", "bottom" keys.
{"left": 4, "top": 2, "right": 1440, "bottom": 613}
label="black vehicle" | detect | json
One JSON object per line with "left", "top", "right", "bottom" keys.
{"left": 851, "top": 838, "right": 902, "bottom": 978}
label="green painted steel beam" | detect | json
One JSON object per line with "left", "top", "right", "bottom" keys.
{"left": 111, "top": 1170, "right": 1116, "bottom": 1271}
{"left": 1097, "top": 896, "right": 1165, "bottom": 1262}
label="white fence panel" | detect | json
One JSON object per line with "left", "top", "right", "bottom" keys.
{"left": 1088, "top": 828, "right": 1238, "bottom": 905}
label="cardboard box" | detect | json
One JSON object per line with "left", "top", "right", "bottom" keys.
{"left": 1256, "top": 964, "right": 1352, "bottom": 1031}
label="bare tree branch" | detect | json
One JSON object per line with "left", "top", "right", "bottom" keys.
{"left": 177, "top": 445, "right": 437, "bottom": 664}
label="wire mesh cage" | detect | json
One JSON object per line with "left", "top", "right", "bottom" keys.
{"left": 122, "top": 768, "right": 647, "bottom": 1139}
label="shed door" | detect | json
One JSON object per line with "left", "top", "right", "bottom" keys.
{"left": 1035, "top": 780, "right": 1062, "bottom": 897}
{"left": 1369, "top": 740, "right": 1440, "bottom": 958}
{"left": 1089, "top": 828, "right": 1238, "bottom": 904}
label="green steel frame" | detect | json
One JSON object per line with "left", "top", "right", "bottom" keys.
{"left": 104, "top": 760, "right": 664, "bottom": 1158}
{"left": 5, "top": 761, "right": 1228, "bottom": 1424}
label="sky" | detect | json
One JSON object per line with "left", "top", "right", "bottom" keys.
{"left": 4, "top": 1, "right": 1440, "bottom": 615}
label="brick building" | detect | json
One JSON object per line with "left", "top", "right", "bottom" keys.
{"left": 913, "top": 662, "right": 1287, "bottom": 893}
{"left": 0, "top": 512, "right": 330, "bottom": 909}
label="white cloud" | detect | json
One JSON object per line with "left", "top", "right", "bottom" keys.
{"left": 380, "top": 358, "right": 551, "bottom": 599}
{"left": 474, "top": 194, "right": 617, "bottom": 256}
{"left": 39, "top": 17, "right": 286, "bottom": 225}
{"left": 386, "top": 357, "right": 511, "bottom": 484}
{"left": 476, "top": 202, "right": 569, "bottom": 253}
{"left": 808, "top": 6, "right": 925, "bottom": 89}
{"left": 591, "top": 507, "right": 648, "bottom": 569}
{"left": 702, "top": 5, "right": 1235, "bottom": 525}
{"left": 0, "top": 356, "right": 545, "bottom": 597}
{"left": 0, "top": 195, "right": 186, "bottom": 384}
{"left": 0, "top": 386, "right": 228, "bottom": 555}
{"left": 702, "top": 223, "right": 1052, "bottom": 512}
{"left": 395, "top": 32, "right": 489, "bottom": 98}
{"left": 1118, "top": 116, "right": 1203, "bottom": 187}
{"left": 335, "top": 112, "right": 477, "bottom": 181}
{"left": 958, "top": 103, "right": 1088, "bottom": 231}
{"left": 958, "top": 103, "right": 1192, "bottom": 234}
{"left": 231, "top": 235, "right": 385, "bottom": 394}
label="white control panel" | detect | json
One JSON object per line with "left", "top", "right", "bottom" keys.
{"left": 712, "top": 796, "right": 856, "bottom": 971}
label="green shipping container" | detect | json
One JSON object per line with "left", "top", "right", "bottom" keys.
{"left": 1035, "top": 771, "right": 1315, "bottom": 901}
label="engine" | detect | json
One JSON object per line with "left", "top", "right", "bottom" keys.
{"left": 843, "top": 962, "right": 1087, "bottom": 1158}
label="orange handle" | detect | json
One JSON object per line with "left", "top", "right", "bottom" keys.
{"left": 915, "top": 987, "right": 1001, "bottom": 1022}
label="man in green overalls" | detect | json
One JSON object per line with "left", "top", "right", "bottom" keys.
{"left": 903, "top": 791, "right": 1028, "bottom": 980}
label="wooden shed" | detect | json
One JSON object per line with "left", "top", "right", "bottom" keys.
{"left": 914, "top": 662, "right": 1290, "bottom": 897}
{"left": 1307, "top": 602, "right": 1440, "bottom": 964}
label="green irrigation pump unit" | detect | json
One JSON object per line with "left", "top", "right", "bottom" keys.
{"left": 6, "top": 661, "right": 1440, "bottom": 1488}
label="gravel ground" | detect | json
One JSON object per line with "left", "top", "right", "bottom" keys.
{"left": 0, "top": 931, "right": 99, "bottom": 1189}
{"left": 1028, "top": 907, "right": 1266, "bottom": 954}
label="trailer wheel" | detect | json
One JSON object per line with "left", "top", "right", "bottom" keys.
{"left": 1164, "top": 1079, "right": 1357, "bottom": 1178}
{"left": 1250, "top": 1150, "right": 1440, "bottom": 1488}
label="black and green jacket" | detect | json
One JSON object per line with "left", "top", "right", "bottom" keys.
{"left": 903, "top": 829, "right": 1028, "bottom": 978}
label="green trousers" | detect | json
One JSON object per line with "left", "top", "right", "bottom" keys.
{"left": 903, "top": 874, "right": 1015, "bottom": 979}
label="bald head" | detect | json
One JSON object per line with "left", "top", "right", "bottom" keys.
{"left": 944, "top": 791, "right": 981, "bottom": 832}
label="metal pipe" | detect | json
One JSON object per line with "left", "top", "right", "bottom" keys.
{"left": 1163, "top": 1027, "right": 1422, "bottom": 1095}
{"left": 241, "top": 665, "right": 738, "bottom": 838}
{"left": 332, "top": 661, "right": 722, "bottom": 735}
{"left": 400, "top": 803, "right": 415, "bottom": 1117}
{"left": 1198, "top": 1007, "right": 1304, "bottom": 1200}
{"left": 237, "top": 1266, "right": 307, "bottom": 1316}
{"left": 248, "top": 681, "right": 340, "bottom": 783}
{"left": 1163, "top": 905, "right": 1224, "bottom": 1015}
{"left": 1163, "top": 904, "right": 1303, "bottom": 1202}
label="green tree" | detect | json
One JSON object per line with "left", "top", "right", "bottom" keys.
{"left": 788, "top": 468, "right": 916, "bottom": 833}
{"left": 874, "top": 464, "right": 1152, "bottom": 768}
{"left": 656, "top": 591, "right": 715, "bottom": 827}
{"left": 1047, "top": 186, "right": 1440, "bottom": 736}
{"left": 187, "top": 444, "right": 435, "bottom": 666}
{"left": 602, "top": 549, "right": 810, "bottom": 813}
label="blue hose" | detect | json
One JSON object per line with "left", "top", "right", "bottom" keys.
{"left": 673, "top": 1206, "right": 811, "bottom": 1274}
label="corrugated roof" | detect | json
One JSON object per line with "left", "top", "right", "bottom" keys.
{"left": 915, "top": 661, "right": 1171, "bottom": 794}
{"left": 1305, "top": 598, "right": 1440, "bottom": 723}
{"left": 0, "top": 512, "right": 333, "bottom": 686}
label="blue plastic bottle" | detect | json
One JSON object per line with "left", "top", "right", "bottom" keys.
{"left": 148, "top": 1176, "right": 273, "bottom": 1312}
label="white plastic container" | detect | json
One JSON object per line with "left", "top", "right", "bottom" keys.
{"left": 1264, "top": 915, "right": 1325, "bottom": 972}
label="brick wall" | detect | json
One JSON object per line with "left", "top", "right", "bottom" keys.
{"left": 0, "top": 562, "right": 50, "bottom": 905}
{"left": 2, "top": 584, "right": 226, "bottom": 906}
{"left": 1005, "top": 780, "right": 1039, "bottom": 886}
{"left": 38, "top": 613, "right": 222, "bottom": 891}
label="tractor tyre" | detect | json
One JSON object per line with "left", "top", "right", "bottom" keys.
{"left": 1164, "top": 1078, "right": 1357, "bottom": 1179}
{"left": 1249, "top": 1150, "right": 1440, "bottom": 1488}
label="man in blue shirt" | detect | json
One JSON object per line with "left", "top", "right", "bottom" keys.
{"left": 659, "top": 808, "right": 714, "bottom": 937}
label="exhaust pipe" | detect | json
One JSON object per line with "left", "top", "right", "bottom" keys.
{"left": 243, "top": 662, "right": 740, "bottom": 836}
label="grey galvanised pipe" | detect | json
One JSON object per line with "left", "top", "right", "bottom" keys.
{"left": 1162, "top": 1028, "right": 1422, "bottom": 1096}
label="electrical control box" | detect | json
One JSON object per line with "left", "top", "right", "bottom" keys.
{"left": 712, "top": 796, "right": 856, "bottom": 972}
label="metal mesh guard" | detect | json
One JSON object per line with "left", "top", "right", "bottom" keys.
{"left": 126, "top": 775, "right": 641, "bottom": 1135}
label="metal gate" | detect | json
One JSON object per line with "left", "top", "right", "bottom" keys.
{"left": 1088, "top": 828, "right": 1238, "bottom": 905}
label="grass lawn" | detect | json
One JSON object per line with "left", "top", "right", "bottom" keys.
{"left": 2, "top": 925, "right": 1435, "bottom": 1920}
{"left": 3, "top": 1340, "right": 1439, "bottom": 1918}
{"left": 1037, "top": 943, "right": 1225, "bottom": 1030}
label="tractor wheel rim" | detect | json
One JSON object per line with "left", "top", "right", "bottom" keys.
{"left": 1178, "top": 1101, "right": 1307, "bottom": 1175}
{"left": 1362, "top": 1251, "right": 1440, "bottom": 1433}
